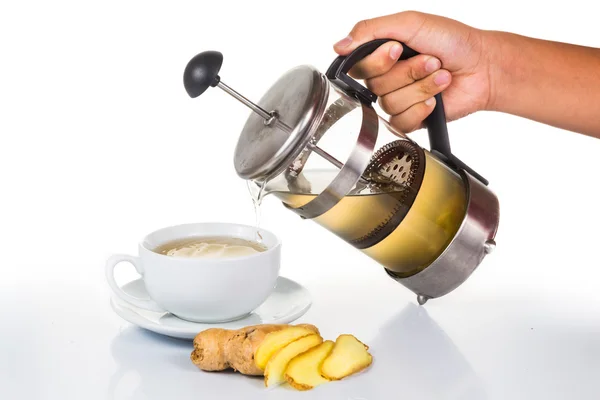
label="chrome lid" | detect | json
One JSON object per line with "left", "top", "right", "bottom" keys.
{"left": 233, "top": 65, "right": 329, "bottom": 181}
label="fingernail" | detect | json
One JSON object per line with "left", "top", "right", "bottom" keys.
{"left": 425, "top": 57, "right": 441, "bottom": 73}
{"left": 425, "top": 97, "right": 436, "bottom": 106}
{"left": 334, "top": 35, "right": 352, "bottom": 48}
{"left": 434, "top": 70, "right": 451, "bottom": 86}
{"left": 389, "top": 43, "right": 402, "bottom": 60}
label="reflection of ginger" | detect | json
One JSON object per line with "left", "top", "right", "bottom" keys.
{"left": 191, "top": 323, "right": 373, "bottom": 390}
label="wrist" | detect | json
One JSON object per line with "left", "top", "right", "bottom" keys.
{"left": 479, "top": 30, "right": 520, "bottom": 113}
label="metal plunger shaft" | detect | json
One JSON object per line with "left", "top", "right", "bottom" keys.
{"left": 217, "top": 82, "right": 272, "bottom": 120}
{"left": 216, "top": 81, "right": 292, "bottom": 134}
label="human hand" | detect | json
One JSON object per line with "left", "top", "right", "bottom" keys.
{"left": 333, "top": 11, "right": 493, "bottom": 133}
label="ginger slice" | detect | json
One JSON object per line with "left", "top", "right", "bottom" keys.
{"left": 264, "top": 334, "right": 323, "bottom": 387}
{"left": 320, "top": 334, "right": 372, "bottom": 380}
{"left": 254, "top": 326, "right": 319, "bottom": 371}
{"left": 284, "top": 340, "right": 334, "bottom": 390}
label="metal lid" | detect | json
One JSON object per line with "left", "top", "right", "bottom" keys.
{"left": 233, "top": 65, "right": 329, "bottom": 180}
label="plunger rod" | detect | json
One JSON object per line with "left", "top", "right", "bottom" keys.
{"left": 310, "top": 143, "right": 369, "bottom": 185}
{"left": 217, "top": 81, "right": 293, "bottom": 134}
{"left": 216, "top": 80, "right": 347, "bottom": 172}
{"left": 308, "top": 143, "right": 344, "bottom": 169}
{"left": 217, "top": 81, "right": 272, "bottom": 121}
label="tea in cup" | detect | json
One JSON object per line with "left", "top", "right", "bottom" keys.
{"left": 105, "top": 222, "right": 281, "bottom": 323}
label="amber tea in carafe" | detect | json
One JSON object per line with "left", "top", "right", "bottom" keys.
{"left": 264, "top": 144, "right": 468, "bottom": 278}
{"left": 183, "top": 39, "right": 500, "bottom": 304}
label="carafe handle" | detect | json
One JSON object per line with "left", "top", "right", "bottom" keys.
{"left": 325, "top": 39, "right": 487, "bottom": 186}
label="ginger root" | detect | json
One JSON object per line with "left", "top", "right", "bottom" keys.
{"left": 320, "top": 334, "right": 373, "bottom": 380}
{"left": 254, "top": 325, "right": 318, "bottom": 371}
{"left": 191, "top": 324, "right": 373, "bottom": 391}
{"left": 264, "top": 334, "right": 323, "bottom": 387}
{"left": 284, "top": 340, "right": 334, "bottom": 390}
{"left": 190, "top": 323, "right": 318, "bottom": 376}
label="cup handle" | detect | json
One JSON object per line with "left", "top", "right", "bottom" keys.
{"left": 105, "top": 254, "right": 166, "bottom": 313}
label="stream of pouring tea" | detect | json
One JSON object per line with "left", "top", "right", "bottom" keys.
{"left": 247, "top": 180, "right": 265, "bottom": 242}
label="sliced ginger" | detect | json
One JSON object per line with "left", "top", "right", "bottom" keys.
{"left": 190, "top": 323, "right": 318, "bottom": 376}
{"left": 191, "top": 323, "right": 373, "bottom": 391}
{"left": 320, "top": 334, "right": 373, "bottom": 380}
{"left": 264, "top": 334, "right": 323, "bottom": 387}
{"left": 254, "top": 326, "right": 318, "bottom": 371}
{"left": 284, "top": 340, "right": 334, "bottom": 390}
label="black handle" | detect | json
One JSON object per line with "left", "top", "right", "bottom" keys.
{"left": 325, "top": 39, "right": 487, "bottom": 185}
{"left": 183, "top": 50, "right": 223, "bottom": 98}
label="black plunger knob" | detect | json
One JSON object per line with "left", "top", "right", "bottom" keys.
{"left": 183, "top": 51, "right": 223, "bottom": 98}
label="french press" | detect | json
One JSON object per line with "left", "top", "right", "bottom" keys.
{"left": 183, "top": 39, "right": 500, "bottom": 305}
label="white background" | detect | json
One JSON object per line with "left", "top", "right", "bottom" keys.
{"left": 1, "top": 1, "right": 599, "bottom": 399}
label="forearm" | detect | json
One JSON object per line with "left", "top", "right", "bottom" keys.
{"left": 484, "top": 30, "right": 600, "bottom": 138}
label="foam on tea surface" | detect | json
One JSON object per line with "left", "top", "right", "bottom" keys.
{"left": 154, "top": 236, "right": 267, "bottom": 259}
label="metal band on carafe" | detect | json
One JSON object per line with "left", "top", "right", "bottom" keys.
{"left": 284, "top": 101, "right": 379, "bottom": 220}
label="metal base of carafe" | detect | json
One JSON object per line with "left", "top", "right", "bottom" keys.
{"left": 384, "top": 170, "right": 500, "bottom": 304}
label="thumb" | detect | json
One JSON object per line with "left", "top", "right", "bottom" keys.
{"left": 333, "top": 11, "right": 429, "bottom": 55}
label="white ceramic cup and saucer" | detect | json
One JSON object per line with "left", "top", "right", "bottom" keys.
{"left": 105, "top": 222, "right": 311, "bottom": 339}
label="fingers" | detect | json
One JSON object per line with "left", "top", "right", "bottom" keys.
{"left": 378, "top": 69, "right": 451, "bottom": 115}
{"left": 377, "top": 67, "right": 451, "bottom": 134}
{"left": 389, "top": 97, "right": 437, "bottom": 133}
{"left": 366, "top": 54, "right": 441, "bottom": 95}
{"left": 332, "top": 12, "right": 482, "bottom": 133}
{"left": 333, "top": 11, "right": 429, "bottom": 55}
{"left": 347, "top": 41, "right": 403, "bottom": 80}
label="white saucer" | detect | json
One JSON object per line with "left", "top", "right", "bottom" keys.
{"left": 110, "top": 276, "right": 312, "bottom": 340}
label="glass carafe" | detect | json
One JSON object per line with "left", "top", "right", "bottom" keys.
{"left": 258, "top": 82, "right": 469, "bottom": 279}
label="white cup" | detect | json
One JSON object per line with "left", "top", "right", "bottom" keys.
{"left": 105, "top": 222, "right": 281, "bottom": 323}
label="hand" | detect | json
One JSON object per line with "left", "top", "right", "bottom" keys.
{"left": 333, "top": 11, "right": 492, "bottom": 133}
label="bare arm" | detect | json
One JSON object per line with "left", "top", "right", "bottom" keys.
{"left": 334, "top": 11, "right": 600, "bottom": 139}
{"left": 486, "top": 31, "right": 600, "bottom": 138}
